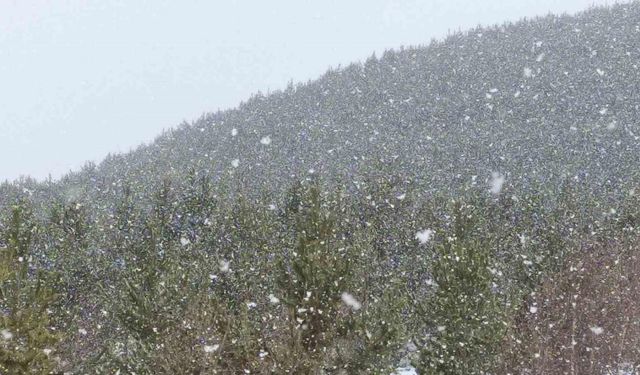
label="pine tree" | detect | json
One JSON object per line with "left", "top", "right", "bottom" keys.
{"left": 98, "top": 183, "right": 188, "bottom": 372}
{"left": 0, "top": 201, "right": 58, "bottom": 374}
{"left": 277, "top": 184, "right": 350, "bottom": 354}
{"left": 275, "top": 182, "right": 402, "bottom": 373}
{"left": 418, "top": 201, "right": 506, "bottom": 374}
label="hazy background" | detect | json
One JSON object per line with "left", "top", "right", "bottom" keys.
{"left": 0, "top": 0, "right": 623, "bottom": 181}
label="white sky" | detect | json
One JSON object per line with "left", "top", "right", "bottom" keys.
{"left": 0, "top": 0, "right": 623, "bottom": 181}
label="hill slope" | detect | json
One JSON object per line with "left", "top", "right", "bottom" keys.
{"left": 8, "top": 3, "right": 636, "bottom": 202}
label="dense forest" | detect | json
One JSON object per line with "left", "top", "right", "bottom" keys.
{"left": 3, "top": 2, "right": 640, "bottom": 374}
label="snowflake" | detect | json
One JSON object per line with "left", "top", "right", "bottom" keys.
{"left": 489, "top": 172, "right": 505, "bottom": 195}
{"left": 204, "top": 344, "right": 219, "bottom": 353}
{"left": 341, "top": 292, "right": 362, "bottom": 310}
{"left": 524, "top": 67, "right": 533, "bottom": 78}
{"left": 1, "top": 329, "right": 13, "bottom": 340}
{"left": 415, "top": 229, "right": 434, "bottom": 244}
{"left": 268, "top": 294, "right": 280, "bottom": 304}
{"left": 260, "top": 135, "right": 272, "bottom": 145}
{"left": 219, "top": 260, "right": 230, "bottom": 273}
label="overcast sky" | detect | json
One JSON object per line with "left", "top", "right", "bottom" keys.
{"left": 0, "top": 0, "right": 624, "bottom": 181}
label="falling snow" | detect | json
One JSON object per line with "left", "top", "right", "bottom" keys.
{"left": 489, "top": 172, "right": 505, "bottom": 195}
{"left": 204, "top": 344, "right": 220, "bottom": 353}
{"left": 1, "top": 329, "right": 13, "bottom": 340}
{"left": 341, "top": 292, "right": 362, "bottom": 311}
{"left": 1, "top": 3, "right": 639, "bottom": 374}
{"left": 260, "top": 135, "right": 272, "bottom": 145}
{"left": 415, "top": 229, "right": 435, "bottom": 245}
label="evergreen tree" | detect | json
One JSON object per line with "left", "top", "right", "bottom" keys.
{"left": 98, "top": 184, "right": 188, "bottom": 373}
{"left": 275, "top": 182, "right": 402, "bottom": 373}
{"left": 0, "top": 201, "right": 58, "bottom": 374}
{"left": 418, "top": 201, "right": 506, "bottom": 374}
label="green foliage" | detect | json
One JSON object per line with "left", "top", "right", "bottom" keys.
{"left": 97, "top": 183, "right": 191, "bottom": 372}
{"left": 276, "top": 183, "right": 355, "bottom": 370}
{"left": 0, "top": 172, "right": 636, "bottom": 373}
{"left": 274, "top": 181, "right": 404, "bottom": 373}
{"left": 0, "top": 201, "right": 58, "bottom": 374}
{"left": 417, "top": 201, "right": 507, "bottom": 374}
{"left": 151, "top": 291, "right": 261, "bottom": 374}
